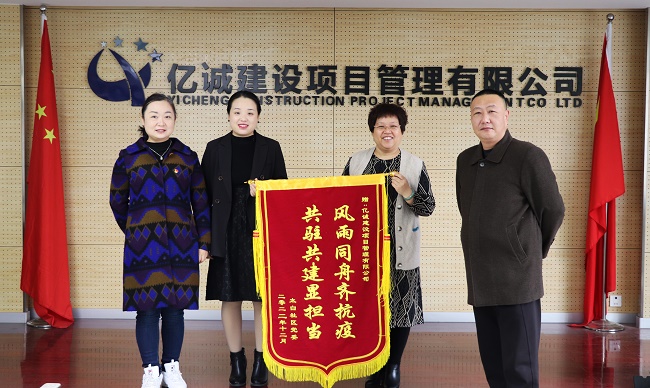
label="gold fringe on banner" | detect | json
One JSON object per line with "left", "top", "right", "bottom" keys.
{"left": 252, "top": 228, "right": 264, "bottom": 297}
{"left": 253, "top": 174, "right": 392, "bottom": 388}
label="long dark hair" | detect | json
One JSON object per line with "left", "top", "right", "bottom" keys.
{"left": 227, "top": 90, "right": 261, "bottom": 114}
{"left": 138, "top": 93, "right": 177, "bottom": 139}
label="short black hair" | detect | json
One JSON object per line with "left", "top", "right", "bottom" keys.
{"left": 471, "top": 89, "right": 509, "bottom": 108}
{"left": 367, "top": 103, "right": 407, "bottom": 133}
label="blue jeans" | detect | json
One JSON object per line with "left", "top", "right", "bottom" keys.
{"left": 136, "top": 307, "right": 185, "bottom": 368}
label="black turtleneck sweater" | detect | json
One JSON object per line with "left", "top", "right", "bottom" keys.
{"left": 147, "top": 138, "right": 173, "bottom": 160}
{"left": 231, "top": 132, "right": 255, "bottom": 187}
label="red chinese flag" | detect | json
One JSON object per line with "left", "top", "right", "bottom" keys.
{"left": 575, "top": 21, "right": 625, "bottom": 326}
{"left": 21, "top": 14, "right": 74, "bottom": 328}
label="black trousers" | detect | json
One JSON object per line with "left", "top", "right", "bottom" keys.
{"left": 473, "top": 299, "right": 541, "bottom": 388}
{"left": 388, "top": 326, "right": 410, "bottom": 364}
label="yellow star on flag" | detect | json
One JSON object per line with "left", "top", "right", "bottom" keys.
{"left": 36, "top": 104, "right": 47, "bottom": 119}
{"left": 44, "top": 128, "right": 56, "bottom": 144}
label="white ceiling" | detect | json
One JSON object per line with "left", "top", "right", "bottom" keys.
{"left": 0, "top": 0, "right": 648, "bottom": 9}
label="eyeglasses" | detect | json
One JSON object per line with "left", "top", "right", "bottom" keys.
{"left": 374, "top": 125, "right": 400, "bottom": 131}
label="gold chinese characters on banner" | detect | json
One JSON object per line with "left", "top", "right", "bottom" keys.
{"left": 253, "top": 174, "right": 391, "bottom": 388}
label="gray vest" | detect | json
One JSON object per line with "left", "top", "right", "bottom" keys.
{"left": 348, "top": 148, "right": 423, "bottom": 270}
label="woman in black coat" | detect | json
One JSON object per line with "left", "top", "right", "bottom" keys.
{"left": 201, "top": 91, "right": 287, "bottom": 387}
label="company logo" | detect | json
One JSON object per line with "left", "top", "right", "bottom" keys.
{"left": 87, "top": 36, "right": 163, "bottom": 106}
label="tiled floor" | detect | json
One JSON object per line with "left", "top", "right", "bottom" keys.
{"left": 1, "top": 319, "right": 646, "bottom": 387}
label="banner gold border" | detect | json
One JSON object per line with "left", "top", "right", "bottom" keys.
{"left": 253, "top": 174, "right": 391, "bottom": 388}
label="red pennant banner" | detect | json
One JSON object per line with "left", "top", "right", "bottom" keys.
{"left": 254, "top": 175, "right": 391, "bottom": 388}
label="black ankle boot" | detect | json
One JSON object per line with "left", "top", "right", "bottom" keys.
{"left": 365, "top": 366, "right": 384, "bottom": 387}
{"left": 384, "top": 363, "right": 400, "bottom": 388}
{"left": 229, "top": 348, "right": 247, "bottom": 387}
{"left": 251, "top": 349, "right": 268, "bottom": 387}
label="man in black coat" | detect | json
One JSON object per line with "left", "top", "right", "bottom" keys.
{"left": 456, "top": 89, "right": 565, "bottom": 387}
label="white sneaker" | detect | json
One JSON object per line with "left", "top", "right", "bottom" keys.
{"left": 162, "top": 359, "right": 187, "bottom": 388}
{"left": 142, "top": 364, "right": 163, "bottom": 388}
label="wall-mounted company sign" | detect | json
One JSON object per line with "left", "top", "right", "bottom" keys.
{"left": 88, "top": 39, "right": 583, "bottom": 109}
{"left": 167, "top": 64, "right": 583, "bottom": 109}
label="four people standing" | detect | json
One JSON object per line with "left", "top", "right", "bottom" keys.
{"left": 110, "top": 93, "right": 211, "bottom": 388}
{"left": 201, "top": 90, "right": 287, "bottom": 387}
{"left": 112, "top": 89, "right": 565, "bottom": 387}
{"left": 456, "top": 89, "right": 565, "bottom": 387}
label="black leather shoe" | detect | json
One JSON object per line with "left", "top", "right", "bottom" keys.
{"left": 383, "top": 363, "right": 400, "bottom": 388}
{"left": 250, "top": 349, "right": 268, "bottom": 387}
{"left": 229, "top": 348, "right": 247, "bottom": 387}
{"left": 365, "top": 367, "right": 384, "bottom": 388}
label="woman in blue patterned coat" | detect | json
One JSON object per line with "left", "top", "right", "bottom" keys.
{"left": 110, "top": 93, "right": 211, "bottom": 388}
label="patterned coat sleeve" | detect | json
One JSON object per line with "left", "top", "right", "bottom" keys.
{"left": 189, "top": 151, "right": 212, "bottom": 252}
{"left": 408, "top": 161, "right": 435, "bottom": 217}
{"left": 109, "top": 150, "right": 129, "bottom": 233}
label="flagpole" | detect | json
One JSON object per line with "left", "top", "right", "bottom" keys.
{"left": 585, "top": 204, "right": 624, "bottom": 333}
{"left": 25, "top": 4, "right": 53, "bottom": 330}
{"left": 585, "top": 14, "right": 624, "bottom": 333}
